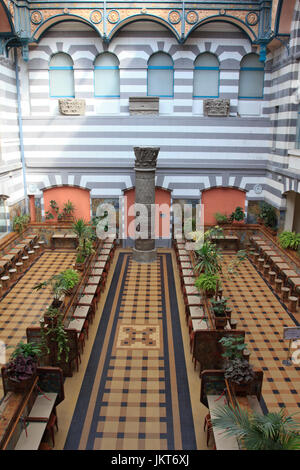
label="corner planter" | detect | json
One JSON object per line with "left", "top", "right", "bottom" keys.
{"left": 230, "top": 379, "right": 254, "bottom": 397}
{"left": 215, "top": 315, "right": 227, "bottom": 329}
{"left": 7, "top": 370, "right": 37, "bottom": 393}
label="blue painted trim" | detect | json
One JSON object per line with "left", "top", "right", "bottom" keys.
{"left": 108, "top": 14, "right": 180, "bottom": 43}
{"left": 238, "top": 96, "right": 264, "bottom": 100}
{"left": 241, "top": 67, "right": 264, "bottom": 71}
{"left": 185, "top": 15, "right": 256, "bottom": 43}
{"left": 147, "top": 64, "right": 174, "bottom": 98}
{"left": 94, "top": 66, "right": 119, "bottom": 70}
{"left": 193, "top": 67, "right": 220, "bottom": 99}
{"left": 148, "top": 66, "right": 173, "bottom": 70}
{"left": 194, "top": 66, "right": 219, "bottom": 70}
{"left": 50, "top": 95, "right": 75, "bottom": 98}
{"left": 49, "top": 66, "right": 73, "bottom": 70}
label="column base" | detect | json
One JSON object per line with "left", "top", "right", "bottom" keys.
{"left": 132, "top": 248, "right": 157, "bottom": 263}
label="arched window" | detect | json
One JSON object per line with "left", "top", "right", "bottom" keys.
{"left": 147, "top": 52, "right": 174, "bottom": 98}
{"left": 49, "top": 53, "right": 75, "bottom": 98}
{"left": 239, "top": 53, "right": 264, "bottom": 99}
{"left": 94, "top": 53, "right": 120, "bottom": 97}
{"left": 193, "top": 53, "right": 219, "bottom": 98}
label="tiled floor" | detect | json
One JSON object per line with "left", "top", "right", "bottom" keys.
{"left": 0, "top": 250, "right": 76, "bottom": 398}
{"left": 221, "top": 254, "right": 300, "bottom": 419}
{"left": 64, "top": 251, "right": 198, "bottom": 450}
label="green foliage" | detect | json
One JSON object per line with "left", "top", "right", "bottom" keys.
{"left": 63, "top": 200, "right": 75, "bottom": 214}
{"left": 210, "top": 297, "right": 228, "bottom": 317}
{"left": 13, "top": 214, "right": 30, "bottom": 233}
{"left": 259, "top": 202, "right": 278, "bottom": 229}
{"left": 214, "top": 212, "right": 229, "bottom": 224}
{"left": 224, "top": 358, "right": 255, "bottom": 385}
{"left": 195, "top": 273, "right": 220, "bottom": 294}
{"left": 40, "top": 308, "right": 69, "bottom": 362}
{"left": 219, "top": 336, "right": 247, "bottom": 361}
{"left": 229, "top": 206, "right": 245, "bottom": 222}
{"left": 72, "top": 218, "right": 89, "bottom": 239}
{"left": 56, "top": 269, "right": 79, "bottom": 292}
{"left": 33, "top": 269, "right": 79, "bottom": 300}
{"left": 278, "top": 231, "right": 300, "bottom": 251}
{"left": 208, "top": 225, "right": 225, "bottom": 238}
{"left": 211, "top": 404, "right": 300, "bottom": 450}
{"left": 10, "top": 341, "right": 41, "bottom": 360}
{"left": 194, "top": 241, "right": 222, "bottom": 275}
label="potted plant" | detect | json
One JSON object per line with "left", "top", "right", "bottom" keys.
{"left": 194, "top": 241, "right": 222, "bottom": 275}
{"left": 195, "top": 273, "right": 220, "bottom": 298}
{"left": 219, "top": 336, "right": 247, "bottom": 363}
{"left": 40, "top": 308, "right": 70, "bottom": 365}
{"left": 56, "top": 268, "right": 80, "bottom": 296}
{"left": 224, "top": 358, "right": 255, "bottom": 396}
{"left": 6, "top": 342, "right": 41, "bottom": 392}
{"left": 62, "top": 200, "right": 75, "bottom": 222}
{"left": 32, "top": 270, "right": 71, "bottom": 309}
{"left": 72, "top": 218, "right": 89, "bottom": 240}
{"left": 210, "top": 297, "right": 229, "bottom": 329}
{"left": 214, "top": 212, "right": 229, "bottom": 225}
{"left": 211, "top": 405, "right": 300, "bottom": 450}
{"left": 229, "top": 206, "right": 245, "bottom": 224}
{"left": 278, "top": 231, "right": 300, "bottom": 251}
{"left": 258, "top": 202, "right": 278, "bottom": 233}
{"left": 12, "top": 214, "right": 30, "bottom": 234}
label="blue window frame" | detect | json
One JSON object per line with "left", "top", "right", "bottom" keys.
{"left": 193, "top": 53, "right": 220, "bottom": 98}
{"left": 147, "top": 52, "right": 174, "bottom": 98}
{"left": 49, "top": 53, "right": 75, "bottom": 98}
{"left": 94, "top": 53, "right": 120, "bottom": 97}
{"left": 239, "top": 53, "right": 264, "bottom": 99}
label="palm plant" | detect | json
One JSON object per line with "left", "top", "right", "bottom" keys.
{"left": 72, "top": 218, "right": 88, "bottom": 239}
{"left": 194, "top": 241, "right": 222, "bottom": 275}
{"left": 211, "top": 404, "right": 300, "bottom": 450}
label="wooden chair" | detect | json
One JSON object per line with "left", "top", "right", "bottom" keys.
{"left": 45, "top": 411, "right": 58, "bottom": 447}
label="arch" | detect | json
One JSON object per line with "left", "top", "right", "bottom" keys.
{"left": 238, "top": 52, "right": 264, "bottom": 99}
{"left": 94, "top": 52, "right": 120, "bottom": 97}
{"left": 0, "top": 1, "right": 15, "bottom": 34}
{"left": 186, "top": 16, "right": 256, "bottom": 43}
{"left": 32, "top": 15, "right": 102, "bottom": 42}
{"left": 49, "top": 52, "right": 75, "bottom": 98}
{"left": 193, "top": 52, "right": 220, "bottom": 98}
{"left": 201, "top": 186, "right": 246, "bottom": 225}
{"left": 108, "top": 15, "right": 180, "bottom": 42}
{"left": 43, "top": 185, "right": 91, "bottom": 222}
{"left": 123, "top": 186, "right": 171, "bottom": 242}
{"left": 147, "top": 51, "right": 174, "bottom": 97}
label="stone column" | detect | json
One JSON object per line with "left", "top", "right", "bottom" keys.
{"left": 132, "top": 147, "right": 160, "bottom": 263}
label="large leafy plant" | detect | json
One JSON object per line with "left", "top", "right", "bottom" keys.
{"left": 195, "top": 273, "right": 220, "bottom": 295}
{"left": 194, "top": 241, "right": 222, "bottom": 275}
{"left": 7, "top": 341, "right": 41, "bottom": 383}
{"left": 278, "top": 231, "right": 300, "bottom": 251}
{"left": 211, "top": 405, "right": 300, "bottom": 450}
{"left": 259, "top": 202, "right": 278, "bottom": 229}
{"left": 224, "top": 358, "right": 255, "bottom": 385}
{"left": 13, "top": 214, "right": 30, "bottom": 233}
{"left": 219, "top": 336, "right": 247, "bottom": 361}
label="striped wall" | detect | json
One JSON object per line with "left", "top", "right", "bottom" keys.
{"left": 1, "top": 9, "right": 299, "bottom": 228}
{"left": 26, "top": 21, "right": 268, "bottom": 118}
{"left": 0, "top": 51, "right": 25, "bottom": 223}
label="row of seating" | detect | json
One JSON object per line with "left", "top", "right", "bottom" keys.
{"left": 249, "top": 236, "right": 300, "bottom": 313}
{"left": 67, "top": 238, "right": 116, "bottom": 371}
{"left": 0, "top": 234, "right": 46, "bottom": 297}
{"left": 174, "top": 238, "right": 216, "bottom": 449}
